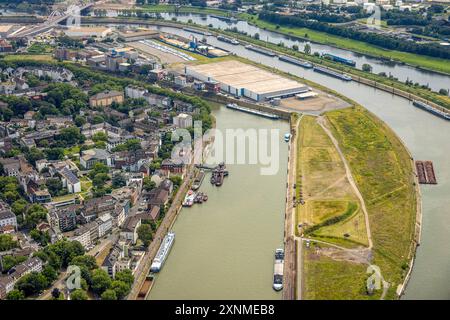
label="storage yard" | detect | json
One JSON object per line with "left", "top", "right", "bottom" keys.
{"left": 185, "top": 60, "right": 309, "bottom": 102}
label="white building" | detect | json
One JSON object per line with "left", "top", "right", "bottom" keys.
{"left": 363, "top": 2, "right": 376, "bottom": 12}
{"left": 97, "top": 213, "right": 113, "bottom": 238}
{"left": 173, "top": 113, "right": 193, "bottom": 129}
{"left": 59, "top": 167, "right": 81, "bottom": 194}
{"left": 0, "top": 210, "right": 17, "bottom": 230}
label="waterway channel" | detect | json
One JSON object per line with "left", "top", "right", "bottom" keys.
{"left": 148, "top": 106, "right": 289, "bottom": 299}
{"left": 103, "top": 21, "right": 450, "bottom": 299}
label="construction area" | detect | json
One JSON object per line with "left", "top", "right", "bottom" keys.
{"left": 185, "top": 60, "right": 309, "bottom": 102}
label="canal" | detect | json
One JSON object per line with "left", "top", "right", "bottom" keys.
{"left": 99, "top": 21, "right": 449, "bottom": 299}
{"left": 148, "top": 106, "right": 289, "bottom": 299}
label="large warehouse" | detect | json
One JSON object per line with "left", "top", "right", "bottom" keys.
{"left": 185, "top": 60, "right": 309, "bottom": 101}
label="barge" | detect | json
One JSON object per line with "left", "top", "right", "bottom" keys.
{"left": 226, "top": 103, "right": 280, "bottom": 120}
{"left": 313, "top": 66, "right": 352, "bottom": 81}
{"left": 415, "top": 160, "right": 438, "bottom": 184}
{"left": 322, "top": 53, "right": 356, "bottom": 67}
{"left": 150, "top": 232, "right": 175, "bottom": 273}
{"left": 192, "top": 170, "right": 205, "bottom": 191}
{"left": 412, "top": 100, "right": 450, "bottom": 121}
{"left": 182, "top": 27, "right": 211, "bottom": 36}
{"left": 217, "top": 35, "right": 239, "bottom": 45}
{"left": 210, "top": 162, "right": 229, "bottom": 187}
{"left": 278, "top": 55, "right": 313, "bottom": 68}
{"left": 273, "top": 248, "right": 284, "bottom": 291}
{"left": 245, "top": 45, "right": 278, "bottom": 57}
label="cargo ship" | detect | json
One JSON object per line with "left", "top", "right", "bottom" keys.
{"left": 412, "top": 100, "right": 450, "bottom": 121}
{"left": 150, "top": 232, "right": 175, "bottom": 273}
{"left": 273, "top": 248, "right": 284, "bottom": 291}
{"left": 278, "top": 55, "right": 313, "bottom": 68}
{"left": 217, "top": 35, "right": 239, "bottom": 45}
{"left": 226, "top": 103, "right": 280, "bottom": 120}
{"left": 322, "top": 53, "right": 356, "bottom": 67}
{"left": 245, "top": 45, "right": 277, "bottom": 57}
{"left": 313, "top": 66, "right": 352, "bottom": 81}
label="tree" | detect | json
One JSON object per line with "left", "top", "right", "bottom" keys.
{"left": 362, "top": 63, "right": 373, "bottom": 73}
{"left": 70, "top": 289, "right": 88, "bottom": 300}
{"left": 143, "top": 176, "right": 156, "bottom": 192}
{"left": 111, "top": 280, "right": 130, "bottom": 300}
{"left": 91, "top": 269, "right": 112, "bottom": 295}
{"left": 15, "top": 272, "right": 49, "bottom": 296}
{"left": 11, "top": 199, "right": 27, "bottom": 215}
{"left": 0, "top": 255, "right": 27, "bottom": 273}
{"left": 70, "top": 255, "right": 98, "bottom": 271}
{"left": 92, "top": 173, "right": 109, "bottom": 188}
{"left": 6, "top": 289, "right": 25, "bottom": 300}
{"left": 45, "top": 147, "right": 64, "bottom": 160}
{"left": 112, "top": 174, "right": 126, "bottom": 188}
{"left": 42, "top": 265, "right": 58, "bottom": 284}
{"left": 57, "top": 126, "right": 85, "bottom": 147}
{"left": 304, "top": 43, "right": 311, "bottom": 55}
{"left": 292, "top": 44, "right": 299, "bottom": 51}
{"left": 114, "top": 269, "right": 134, "bottom": 288}
{"left": 74, "top": 115, "right": 86, "bottom": 127}
{"left": 439, "top": 88, "right": 448, "bottom": 96}
{"left": 101, "top": 289, "right": 117, "bottom": 300}
{"left": 0, "top": 234, "right": 18, "bottom": 251}
{"left": 137, "top": 224, "right": 153, "bottom": 247}
{"left": 45, "top": 178, "right": 63, "bottom": 196}
{"left": 51, "top": 288, "right": 62, "bottom": 300}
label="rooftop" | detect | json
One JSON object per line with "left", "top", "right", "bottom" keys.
{"left": 186, "top": 60, "right": 305, "bottom": 95}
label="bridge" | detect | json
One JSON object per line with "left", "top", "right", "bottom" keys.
{"left": 8, "top": 1, "right": 97, "bottom": 39}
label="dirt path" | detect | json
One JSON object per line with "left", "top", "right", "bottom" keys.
{"left": 317, "top": 116, "right": 373, "bottom": 250}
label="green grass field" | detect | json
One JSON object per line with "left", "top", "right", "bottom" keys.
{"left": 4, "top": 54, "right": 55, "bottom": 62}
{"left": 296, "top": 115, "right": 368, "bottom": 248}
{"left": 27, "top": 43, "right": 54, "bottom": 54}
{"left": 326, "top": 106, "right": 417, "bottom": 298}
{"left": 303, "top": 242, "right": 380, "bottom": 300}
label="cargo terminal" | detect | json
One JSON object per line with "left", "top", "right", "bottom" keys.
{"left": 184, "top": 60, "right": 309, "bottom": 102}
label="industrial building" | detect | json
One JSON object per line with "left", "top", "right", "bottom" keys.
{"left": 64, "top": 26, "right": 112, "bottom": 38}
{"left": 185, "top": 60, "right": 309, "bottom": 102}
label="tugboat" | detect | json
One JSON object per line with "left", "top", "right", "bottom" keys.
{"left": 273, "top": 248, "right": 284, "bottom": 291}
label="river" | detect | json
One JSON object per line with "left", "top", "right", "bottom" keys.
{"left": 149, "top": 106, "right": 289, "bottom": 299}
{"left": 113, "top": 21, "right": 450, "bottom": 299}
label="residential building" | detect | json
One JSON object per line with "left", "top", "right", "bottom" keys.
{"left": 173, "top": 113, "right": 193, "bottom": 128}
{"left": 97, "top": 213, "right": 113, "bottom": 238}
{"left": 89, "top": 90, "right": 124, "bottom": 108}
{"left": 49, "top": 205, "right": 78, "bottom": 232}
{"left": 0, "top": 209, "right": 17, "bottom": 230}
{"left": 120, "top": 216, "right": 141, "bottom": 244}
{"left": 80, "top": 148, "right": 112, "bottom": 169}
{"left": 59, "top": 167, "right": 81, "bottom": 193}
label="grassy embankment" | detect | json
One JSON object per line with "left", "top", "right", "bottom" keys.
{"left": 296, "top": 115, "right": 368, "bottom": 248}
{"left": 302, "top": 244, "right": 375, "bottom": 300}
{"left": 325, "top": 106, "right": 417, "bottom": 299}
{"left": 300, "top": 107, "right": 416, "bottom": 299}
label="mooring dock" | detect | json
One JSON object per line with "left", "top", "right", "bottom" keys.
{"left": 415, "top": 160, "right": 437, "bottom": 184}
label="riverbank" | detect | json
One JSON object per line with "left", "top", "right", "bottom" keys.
{"left": 129, "top": 5, "right": 450, "bottom": 75}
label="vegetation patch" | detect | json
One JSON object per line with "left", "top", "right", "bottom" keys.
{"left": 326, "top": 106, "right": 417, "bottom": 297}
